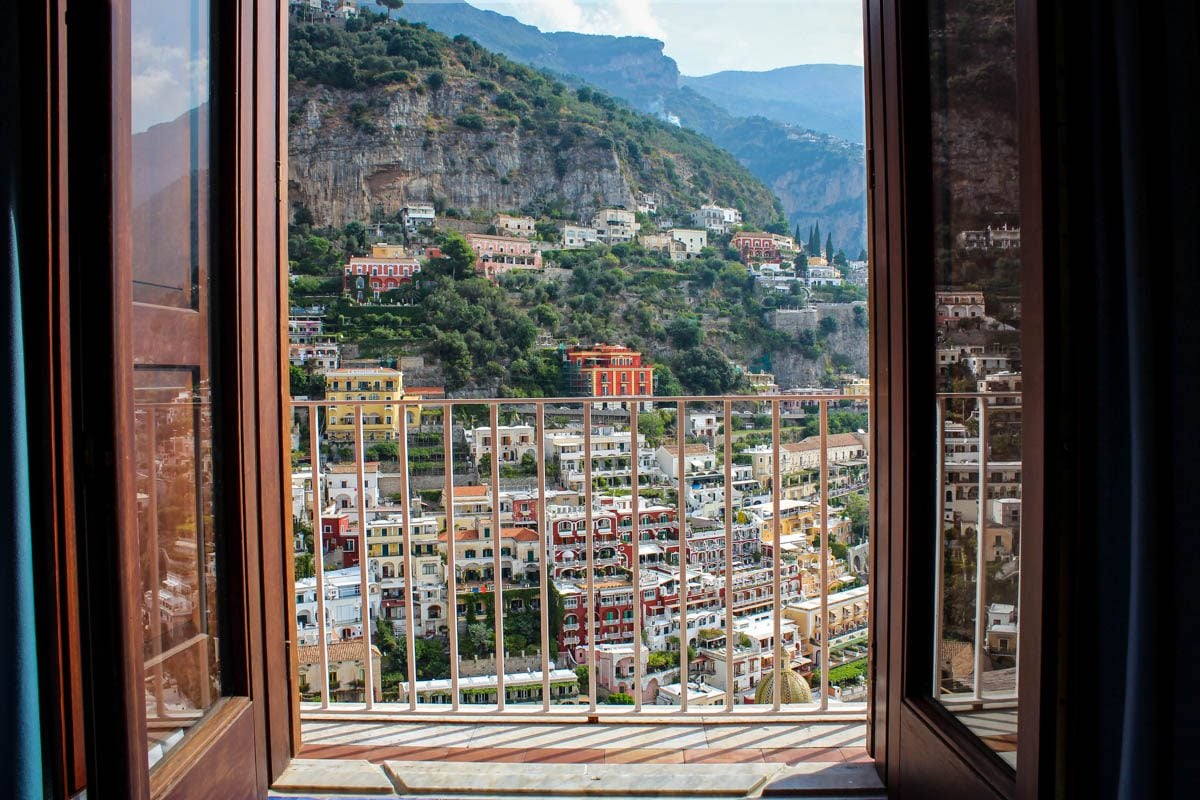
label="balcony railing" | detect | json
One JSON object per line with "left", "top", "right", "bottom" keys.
{"left": 934, "top": 392, "right": 1022, "bottom": 705}
{"left": 290, "top": 393, "right": 871, "bottom": 718}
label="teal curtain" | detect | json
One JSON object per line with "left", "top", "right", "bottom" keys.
{"left": 0, "top": 8, "right": 44, "bottom": 794}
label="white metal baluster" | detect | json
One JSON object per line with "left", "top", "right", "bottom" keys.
{"left": 819, "top": 400, "right": 830, "bottom": 710}
{"left": 537, "top": 403, "right": 551, "bottom": 712}
{"left": 723, "top": 400, "right": 735, "bottom": 710}
{"left": 630, "top": 403, "right": 644, "bottom": 712}
{"left": 399, "top": 409, "right": 417, "bottom": 710}
{"left": 934, "top": 398, "right": 946, "bottom": 694}
{"left": 489, "top": 404, "right": 505, "bottom": 710}
{"left": 584, "top": 403, "right": 597, "bottom": 712}
{"left": 974, "top": 397, "right": 989, "bottom": 702}
{"left": 444, "top": 404, "right": 460, "bottom": 711}
{"left": 309, "top": 404, "right": 330, "bottom": 708}
{"left": 772, "top": 398, "right": 782, "bottom": 711}
{"left": 676, "top": 400, "right": 688, "bottom": 712}
{"left": 354, "top": 406, "right": 374, "bottom": 710}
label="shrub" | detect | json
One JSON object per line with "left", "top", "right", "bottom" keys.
{"left": 454, "top": 114, "right": 485, "bottom": 131}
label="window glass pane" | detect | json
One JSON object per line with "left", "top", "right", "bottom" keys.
{"left": 130, "top": 0, "right": 221, "bottom": 769}
{"left": 929, "top": 0, "right": 1022, "bottom": 771}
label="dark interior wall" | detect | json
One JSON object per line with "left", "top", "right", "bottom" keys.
{"left": 1047, "top": 1, "right": 1200, "bottom": 796}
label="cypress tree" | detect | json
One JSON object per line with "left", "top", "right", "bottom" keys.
{"left": 825, "top": 232, "right": 834, "bottom": 262}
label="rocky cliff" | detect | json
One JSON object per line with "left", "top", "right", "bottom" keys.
{"left": 288, "top": 21, "right": 781, "bottom": 228}
{"left": 290, "top": 82, "right": 635, "bottom": 228}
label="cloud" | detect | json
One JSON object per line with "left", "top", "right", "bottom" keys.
{"left": 131, "top": 28, "right": 209, "bottom": 132}
{"left": 474, "top": 0, "right": 666, "bottom": 40}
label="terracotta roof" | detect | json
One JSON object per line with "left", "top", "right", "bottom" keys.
{"left": 405, "top": 386, "right": 445, "bottom": 397}
{"left": 328, "top": 462, "right": 380, "bottom": 474}
{"left": 784, "top": 433, "right": 865, "bottom": 453}
{"left": 504, "top": 527, "right": 541, "bottom": 542}
{"left": 660, "top": 444, "right": 713, "bottom": 456}
{"left": 438, "top": 529, "right": 482, "bottom": 542}
{"left": 453, "top": 485, "right": 489, "bottom": 498}
{"left": 297, "top": 638, "right": 381, "bottom": 666}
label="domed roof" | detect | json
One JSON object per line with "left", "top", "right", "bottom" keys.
{"left": 754, "top": 666, "right": 812, "bottom": 705}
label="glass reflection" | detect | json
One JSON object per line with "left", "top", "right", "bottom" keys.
{"left": 929, "top": 0, "right": 1022, "bottom": 770}
{"left": 131, "top": 0, "right": 220, "bottom": 768}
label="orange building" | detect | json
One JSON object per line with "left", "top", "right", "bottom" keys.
{"left": 563, "top": 345, "right": 654, "bottom": 408}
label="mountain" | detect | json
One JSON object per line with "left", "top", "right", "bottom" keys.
{"left": 680, "top": 65, "right": 865, "bottom": 144}
{"left": 392, "top": 1, "right": 680, "bottom": 109}
{"left": 287, "top": 20, "right": 782, "bottom": 228}
{"left": 661, "top": 88, "right": 866, "bottom": 256}
{"left": 389, "top": 0, "right": 867, "bottom": 252}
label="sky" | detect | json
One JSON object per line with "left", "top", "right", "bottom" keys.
{"left": 467, "top": 0, "right": 864, "bottom": 75}
{"left": 131, "top": 0, "right": 210, "bottom": 133}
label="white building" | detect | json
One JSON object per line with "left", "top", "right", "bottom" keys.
{"left": 322, "top": 462, "right": 382, "bottom": 520}
{"left": 669, "top": 228, "right": 708, "bottom": 257}
{"left": 591, "top": 208, "right": 637, "bottom": 244}
{"left": 466, "top": 424, "right": 538, "bottom": 466}
{"left": 399, "top": 203, "right": 436, "bottom": 233}
{"left": 691, "top": 204, "right": 743, "bottom": 234}
{"left": 492, "top": 213, "right": 537, "bottom": 238}
{"left": 560, "top": 224, "right": 600, "bottom": 249}
{"left": 294, "top": 567, "right": 381, "bottom": 645}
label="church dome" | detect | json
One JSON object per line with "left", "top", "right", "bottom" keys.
{"left": 754, "top": 666, "right": 813, "bottom": 705}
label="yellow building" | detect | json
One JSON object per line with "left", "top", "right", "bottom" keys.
{"left": 843, "top": 377, "right": 870, "bottom": 397}
{"left": 325, "top": 367, "right": 404, "bottom": 443}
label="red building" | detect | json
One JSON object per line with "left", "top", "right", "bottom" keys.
{"left": 343, "top": 243, "right": 421, "bottom": 302}
{"left": 319, "top": 513, "right": 358, "bottom": 568}
{"left": 563, "top": 345, "right": 654, "bottom": 404}
{"left": 730, "top": 232, "right": 781, "bottom": 263}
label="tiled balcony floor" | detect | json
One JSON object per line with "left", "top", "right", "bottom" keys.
{"left": 298, "top": 719, "right": 870, "bottom": 765}
{"left": 275, "top": 720, "right": 878, "bottom": 798}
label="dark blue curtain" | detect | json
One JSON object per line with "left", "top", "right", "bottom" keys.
{"left": 1056, "top": 0, "right": 1200, "bottom": 796}
{"left": 0, "top": 6, "right": 44, "bottom": 794}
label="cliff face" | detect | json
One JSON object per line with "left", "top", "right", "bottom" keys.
{"left": 289, "top": 82, "right": 635, "bottom": 228}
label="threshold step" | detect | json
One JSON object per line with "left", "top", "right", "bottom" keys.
{"left": 385, "top": 761, "right": 777, "bottom": 797}
{"left": 762, "top": 763, "right": 884, "bottom": 796}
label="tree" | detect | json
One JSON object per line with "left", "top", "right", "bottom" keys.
{"left": 294, "top": 553, "right": 315, "bottom": 580}
{"left": 857, "top": 249, "right": 868, "bottom": 262}
{"left": 365, "top": 441, "right": 399, "bottom": 462}
{"left": 825, "top": 232, "right": 834, "bottom": 263}
{"left": 653, "top": 364, "right": 684, "bottom": 397}
{"left": 672, "top": 347, "right": 739, "bottom": 395}
{"left": 667, "top": 316, "right": 702, "bottom": 349}
{"left": 605, "top": 692, "right": 635, "bottom": 705}
{"left": 379, "top": 0, "right": 404, "bottom": 10}
{"left": 810, "top": 221, "right": 822, "bottom": 257}
{"left": 843, "top": 492, "right": 869, "bottom": 541}
{"left": 638, "top": 410, "right": 667, "bottom": 444}
{"left": 436, "top": 230, "right": 476, "bottom": 279}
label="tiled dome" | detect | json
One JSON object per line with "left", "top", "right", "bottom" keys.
{"left": 754, "top": 667, "right": 813, "bottom": 705}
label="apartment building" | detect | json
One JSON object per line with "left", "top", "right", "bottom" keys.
{"left": 324, "top": 367, "right": 404, "bottom": 442}
{"left": 562, "top": 344, "right": 655, "bottom": 409}
{"left": 465, "top": 424, "right": 537, "bottom": 466}
{"left": 590, "top": 208, "right": 637, "bottom": 244}
{"left": 560, "top": 223, "right": 600, "bottom": 249}
{"left": 691, "top": 203, "right": 743, "bottom": 233}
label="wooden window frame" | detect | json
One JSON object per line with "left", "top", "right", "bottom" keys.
{"left": 26, "top": 0, "right": 294, "bottom": 797}
{"left": 865, "top": 0, "right": 1054, "bottom": 797}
